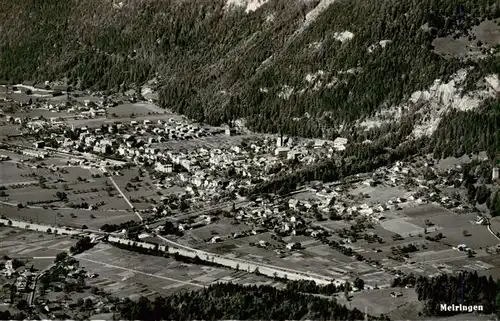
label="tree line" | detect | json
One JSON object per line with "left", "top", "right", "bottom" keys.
{"left": 415, "top": 271, "right": 500, "bottom": 316}
{"left": 117, "top": 282, "right": 387, "bottom": 320}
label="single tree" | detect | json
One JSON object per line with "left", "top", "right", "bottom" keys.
{"left": 344, "top": 281, "right": 350, "bottom": 301}
{"left": 354, "top": 277, "right": 365, "bottom": 290}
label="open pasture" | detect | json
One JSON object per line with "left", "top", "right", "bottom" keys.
{"left": 349, "top": 183, "right": 407, "bottom": 204}
{"left": 185, "top": 221, "right": 254, "bottom": 244}
{"left": 0, "top": 227, "right": 75, "bottom": 268}
{"left": 473, "top": 255, "right": 500, "bottom": 279}
{"left": 0, "top": 204, "right": 138, "bottom": 230}
{"left": 106, "top": 102, "right": 166, "bottom": 118}
{"left": 5, "top": 186, "right": 62, "bottom": 204}
{"left": 77, "top": 243, "right": 282, "bottom": 297}
{"left": 0, "top": 124, "right": 22, "bottom": 136}
{"left": 401, "top": 203, "right": 450, "bottom": 219}
{"left": 152, "top": 134, "right": 255, "bottom": 152}
{"left": 202, "top": 231, "right": 361, "bottom": 278}
{"left": 336, "top": 287, "right": 420, "bottom": 318}
{"left": 0, "top": 162, "right": 53, "bottom": 185}
{"left": 12, "top": 108, "right": 73, "bottom": 119}
{"left": 404, "top": 209, "right": 499, "bottom": 249}
{"left": 380, "top": 218, "right": 426, "bottom": 237}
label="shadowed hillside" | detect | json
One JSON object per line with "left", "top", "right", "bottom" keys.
{"left": 2, "top": 0, "right": 500, "bottom": 138}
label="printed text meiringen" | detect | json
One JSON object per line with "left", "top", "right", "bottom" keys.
{"left": 440, "top": 304, "right": 484, "bottom": 313}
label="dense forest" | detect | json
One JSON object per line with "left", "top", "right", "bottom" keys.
{"left": 2, "top": 0, "right": 500, "bottom": 138}
{"left": 415, "top": 271, "right": 500, "bottom": 317}
{"left": 117, "top": 282, "right": 387, "bottom": 320}
{"left": 431, "top": 100, "right": 500, "bottom": 160}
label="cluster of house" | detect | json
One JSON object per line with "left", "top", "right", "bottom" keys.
{"left": 1, "top": 260, "right": 31, "bottom": 294}
{"left": 177, "top": 157, "right": 495, "bottom": 250}
{"left": 15, "top": 107, "right": 355, "bottom": 211}
{"left": 4, "top": 91, "right": 109, "bottom": 120}
{"left": 164, "top": 135, "right": 351, "bottom": 199}
{"left": 274, "top": 135, "right": 348, "bottom": 160}
{"left": 231, "top": 198, "right": 325, "bottom": 240}
{"left": 29, "top": 117, "right": 218, "bottom": 158}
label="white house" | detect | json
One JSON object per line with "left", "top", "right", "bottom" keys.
{"left": 333, "top": 137, "right": 348, "bottom": 151}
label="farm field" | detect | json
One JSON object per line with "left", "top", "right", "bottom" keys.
{"left": 3, "top": 186, "right": 59, "bottom": 204}
{"left": 473, "top": 255, "right": 500, "bottom": 279}
{"left": 349, "top": 183, "right": 408, "bottom": 204}
{"left": 375, "top": 204, "right": 498, "bottom": 249}
{"left": 336, "top": 287, "right": 421, "bottom": 318}
{"left": 108, "top": 167, "right": 165, "bottom": 211}
{"left": 180, "top": 221, "right": 255, "bottom": 245}
{"left": 324, "top": 202, "right": 500, "bottom": 280}
{"left": 11, "top": 109, "right": 73, "bottom": 119}
{"left": 0, "top": 161, "right": 134, "bottom": 213}
{"left": 192, "top": 226, "right": 375, "bottom": 282}
{"left": 106, "top": 102, "right": 167, "bottom": 118}
{"left": 0, "top": 205, "right": 138, "bottom": 230}
{"left": 3, "top": 181, "right": 131, "bottom": 211}
{"left": 76, "top": 242, "right": 284, "bottom": 298}
{"left": 402, "top": 206, "right": 498, "bottom": 248}
{"left": 0, "top": 124, "right": 21, "bottom": 136}
{"left": 65, "top": 109, "right": 178, "bottom": 129}
{"left": 151, "top": 134, "right": 260, "bottom": 152}
{"left": 0, "top": 227, "right": 75, "bottom": 269}
{"left": 0, "top": 162, "right": 55, "bottom": 185}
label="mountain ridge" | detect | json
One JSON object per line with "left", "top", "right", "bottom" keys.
{"left": 1, "top": 0, "right": 500, "bottom": 146}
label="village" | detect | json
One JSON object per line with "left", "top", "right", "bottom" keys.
{"left": 1, "top": 83, "right": 500, "bottom": 319}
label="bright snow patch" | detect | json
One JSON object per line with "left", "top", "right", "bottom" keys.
{"left": 265, "top": 13, "right": 275, "bottom": 23}
{"left": 308, "top": 41, "right": 323, "bottom": 50}
{"left": 339, "top": 67, "right": 362, "bottom": 75}
{"left": 303, "top": 0, "right": 337, "bottom": 29}
{"left": 305, "top": 70, "right": 325, "bottom": 83}
{"left": 333, "top": 31, "right": 354, "bottom": 43}
{"left": 278, "top": 85, "right": 294, "bottom": 100}
{"left": 225, "top": 0, "right": 269, "bottom": 13}
{"left": 112, "top": 1, "right": 124, "bottom": 9}
{"left": 368, "top": 40, "right": 392, "bottom": 53}
{"left": 325, "top": 78, "right": 338, "bottom": 88}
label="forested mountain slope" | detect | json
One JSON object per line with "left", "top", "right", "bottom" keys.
{"left": 1, "top": 0, "right": 500, "bottom": 141}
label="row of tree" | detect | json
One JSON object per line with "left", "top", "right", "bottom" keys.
{"left": 285, "top": 278, "right": 365, "bottom": 295}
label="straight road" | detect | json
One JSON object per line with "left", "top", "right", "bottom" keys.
{"left": 101, "top": 167, "right": 144, "bottom": 222}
